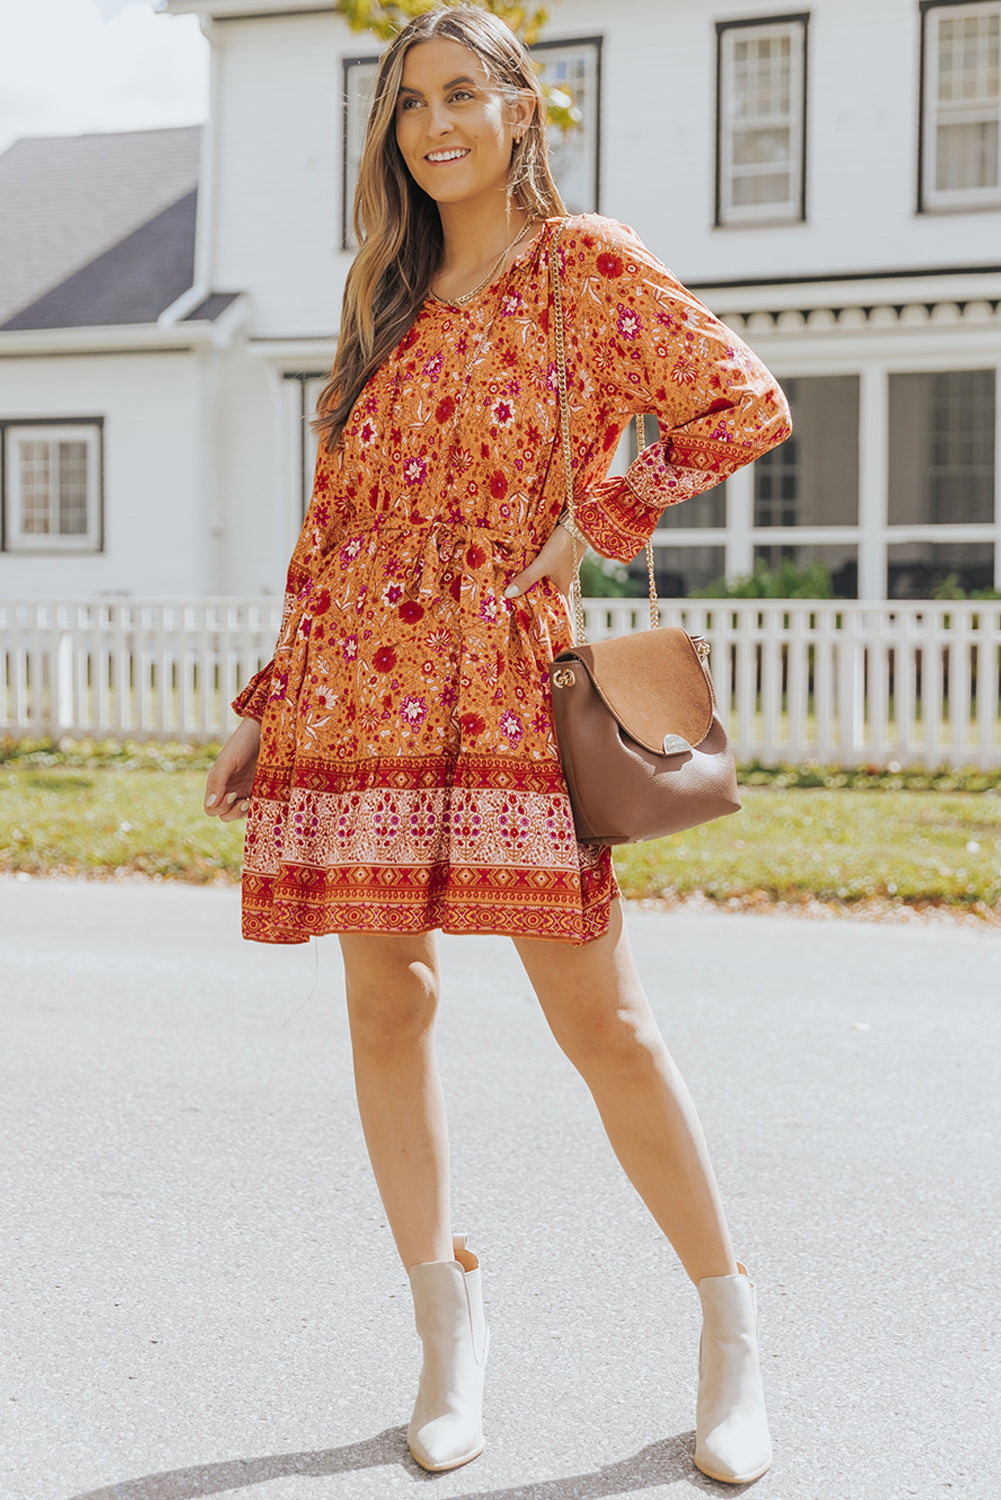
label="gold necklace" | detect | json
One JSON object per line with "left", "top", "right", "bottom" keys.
{"left": 428, "top": 216, "right": 537, "bottom": 307}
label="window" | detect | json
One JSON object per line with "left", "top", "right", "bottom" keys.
{"left": 887, "top": 540, "right": 995, "bottom": 597}
{"left": 658, "top": 483, "right": 727, "bottom": 530}
{"left": 341, "top": 36, "right": 602, "bottom": 247}
{"left": 533, "top": 37, "right": 602, "bottom": 214}
{"left": 650, "top": 546, "right": 726, "bottom": 599}
{"left": 3, "top": 422, "right": 102, "bottom": 552}
{"left": 753, "top": 543, "right": 859, "bottom": 597}
{"left": 342, "top": 54, "right": 380, "bottom": 250}
{"left": 755, "top": 376, "right": 860, "bottom": 527}
{"left": 888, "top": 370, "right": 996, "bottom": 525}
{"left": 716, "top": 14, "right": 808, "bottom": 226}
{"left": 754, "top": 437, "right": 799, "bottom": 526}
{"left": 282, "top": 371, "right": 332, "bottom": 527}
{"left": 920, "top": 1, "right": 1001, "bottom": 211}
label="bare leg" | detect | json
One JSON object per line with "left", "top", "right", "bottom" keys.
{"left": 341, "top": 932, "right": 487, "bottom": 1473}
{"left": 514, "top": 900, "right": 737, "bottom": 1285}
{"left": 339, "top": 931, "right": 452, "bottom": 1269}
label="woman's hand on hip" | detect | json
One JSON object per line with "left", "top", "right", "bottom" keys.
{"left": 204, "top": 716, "right": 262, "bottom": 822}
{"left": 504, "top": 520, "right": 576, "bottom": 601}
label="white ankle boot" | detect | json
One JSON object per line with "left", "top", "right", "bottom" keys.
{"left": 694, "top": 1263, "right": 773, "bottom": 1484}
{"left": 406, "top": 1233, "right": 488, "bottom": 1472}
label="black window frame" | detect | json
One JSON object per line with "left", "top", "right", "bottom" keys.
{"left": 0, "top": 416, "right": 105, "bottom": 555}
{"left": 714, "top": 11, "right": 810, "bottom": 229}
{"left": 530, "top": 33, "right": 603, "bottom": 214}
{"left": 341, "top": 52, "right": 380, "bottom": 252}
{"left": 917, "top": 0, "right": 1001, "bottom": 213}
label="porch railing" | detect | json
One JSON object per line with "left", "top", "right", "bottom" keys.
{"left": 2, "top": 596, "right": 1000, "bottom": 769}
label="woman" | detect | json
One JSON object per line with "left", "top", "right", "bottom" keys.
{"left": 205, "top": 5, "right": 790, "bottom": 1484}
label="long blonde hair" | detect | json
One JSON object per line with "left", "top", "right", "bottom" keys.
{"left": 314, "top": 4, "right": 565, "bottom": 453}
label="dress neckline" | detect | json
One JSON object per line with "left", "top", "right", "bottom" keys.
{"left": 424, "top": 217, "right": 560, "bottom": 311}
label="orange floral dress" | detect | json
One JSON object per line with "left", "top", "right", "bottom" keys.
{"left": 232, "top": 215, "right": 791, "bottom": 945}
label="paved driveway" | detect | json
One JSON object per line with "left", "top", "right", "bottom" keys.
{"left": 1, "top": 879, "right": 999, "bottom": 1500}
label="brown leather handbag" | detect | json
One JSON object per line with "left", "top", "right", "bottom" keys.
{"left": 547, "top": 223, "right": 741, "bottom": 846}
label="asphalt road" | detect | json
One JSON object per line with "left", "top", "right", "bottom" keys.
{"left": 1, "top": 878, "right": 999, "bottom": 1500}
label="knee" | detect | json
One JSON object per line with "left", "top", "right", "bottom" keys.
{"left": 345, "top": 956, "right": 440, "bottom": 1052}
{"left": 553, "top": 999, "right": 666, "bottom": 1082}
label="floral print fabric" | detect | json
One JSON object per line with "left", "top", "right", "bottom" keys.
{"left": 232, "top": 215, "right": 791, "bottom": 945}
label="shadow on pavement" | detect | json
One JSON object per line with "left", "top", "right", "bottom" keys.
{"left": 65, "top": 1427, "right": 746, "bottom": 1499}
{"left": 443, "top": 1435, "right": 754, "bottom": 1496}
{"left": 66, "top": 1429, "right": 409, "bottom": 1500}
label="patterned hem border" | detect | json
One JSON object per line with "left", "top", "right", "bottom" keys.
{"left": 240, "top": 857, "right": 616, "bottom": 947}
{"left": 241, "top": 900, "right": 612, "bottom": 947}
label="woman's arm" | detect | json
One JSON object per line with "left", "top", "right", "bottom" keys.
{"left": 203, "top": 715, "right": 261, "bottom": 822}
{"left": 555, "top": 217, "right": 792, "bottom": 564}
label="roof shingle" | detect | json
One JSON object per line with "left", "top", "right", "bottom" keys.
{"left": 0, "top": 126, "right": 202, "bottom": 325}
{"left": 3, "top": 190, "right": 199, "bottom": 330}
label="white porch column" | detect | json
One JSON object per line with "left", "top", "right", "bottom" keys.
{"left": 197, "top": 344, "right": 225, "bottom": 594}
{"left": 995, "top": 361, "right": 1001, "bottom": 589}
{"left": 726, "top": 462, "right": 755, "bottom": 578}
{"left": 858, "top": 364, "right": 888, "bottom": 601}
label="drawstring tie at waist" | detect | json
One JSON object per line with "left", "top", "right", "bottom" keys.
{"left": 328, "top": 518, "right": 539, "bottom": 606}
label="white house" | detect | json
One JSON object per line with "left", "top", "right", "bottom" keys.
{"left": 0, "top": 0, "right": 998, "bottom": 602}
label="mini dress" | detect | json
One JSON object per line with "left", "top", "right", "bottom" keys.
{"left": 232, "top": 215, "right": 791, "bottom": 945}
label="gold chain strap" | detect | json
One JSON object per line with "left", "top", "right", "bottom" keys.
{"left": 636, "top": 414, "right": 660, "bottom": 631}
{"left": 551, "top": 222, "right": 660, "bottom": 643}
{"left": 551, "top": 223, "right": 587, "bottom": 643}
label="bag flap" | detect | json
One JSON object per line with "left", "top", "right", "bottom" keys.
{"left": 554, "top": 627, "right": 713, "bottom": 754}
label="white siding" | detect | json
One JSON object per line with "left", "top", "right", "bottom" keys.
{"left": 213, "top": 348, "right": 309, "bottom": 595}
{"left": 545, "top": 0, "right": 998, "bottom": 282}
{"left": 208, "top": 12, "right": 349, "bottom": 337}
{"left": 203, "top": 0, "right": 1000, "bottom": 328}
{"left": 0, "top": 340, "right": 321, "bottom": 600}
{"left": 0, "top": 352, "right": 207, "bottom": 597}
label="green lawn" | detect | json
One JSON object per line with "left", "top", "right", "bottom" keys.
{"left": 614, "top": 787, "right": 1001, "bottom": 909}
{"left": 1, "top": 745, "right": 999, "bottom": 913}
{"left": 0, "top": 764, "right": 245, "bottom": 883}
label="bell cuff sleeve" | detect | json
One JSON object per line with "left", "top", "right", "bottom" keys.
{"left": 231, "top": 662, "right": 275, "bottom": 722}
{"left": 573, "top": 388, "right": 791, "bottom": 565}
{"left": 560, "top": 216, "right": 792, "bottom": 564}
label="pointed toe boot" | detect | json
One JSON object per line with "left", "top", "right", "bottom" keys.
{"left": 407, "top": 1234, "right": 488, "bottom": 1472}
{"left": 694, "top": 1263, "right": 772, "bottom": 1485}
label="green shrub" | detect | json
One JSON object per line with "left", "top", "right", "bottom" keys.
{"left": 698, "top": 560, "right": 835, "bottom": 600}
{"left": 579, "top": 551, "right": 638, "bottom": 597}
{"left": 931, "top": 573, "right": 1001, "bottom": 602}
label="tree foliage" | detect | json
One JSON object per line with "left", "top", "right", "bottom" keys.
{"left": 339, "top": 0, "right": 549, "bottom": 44}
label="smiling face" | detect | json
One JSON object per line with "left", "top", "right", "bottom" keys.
{"left": 394, "top": 38, "right": 533, "bottom": 209}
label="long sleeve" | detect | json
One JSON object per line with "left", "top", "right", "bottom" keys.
{"left": 556, "top": 216, "right": 792, "bottom": 563}
{"left": 231, "top": 442, "right": 341, "bottom": 720}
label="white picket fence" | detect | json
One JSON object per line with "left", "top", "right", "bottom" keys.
{"left": 2, "top": 595, "right": 1001, "bottom": 769}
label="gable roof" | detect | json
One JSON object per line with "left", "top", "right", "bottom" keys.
{"left": 3, "top": 189, "right": 237, "bottom": 330}
{"left": 0, "top": 126, "right": 202, "bottom": 326}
